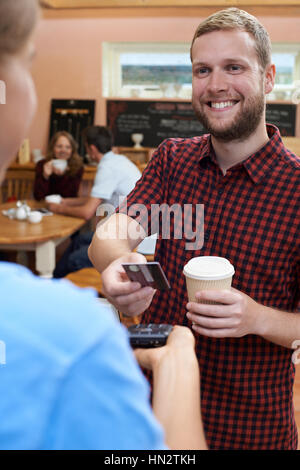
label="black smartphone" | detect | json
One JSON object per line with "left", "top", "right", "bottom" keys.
{"left": 122, "top": 262, "right": 170, "bottom": 290}
{"left": 128, "top": 324, "right": 173, "bottom": 348}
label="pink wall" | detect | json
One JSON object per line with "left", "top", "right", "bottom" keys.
{"left": 29, "top": 7, "right": 300, "bottom": 153}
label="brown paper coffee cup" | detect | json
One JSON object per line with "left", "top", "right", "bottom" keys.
{"left": 183, "top": 256, "right": 234, "bottom": 304}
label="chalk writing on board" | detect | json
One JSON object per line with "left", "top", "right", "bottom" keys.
{"left": 107, "top": 100, "right": 297, "bottom": 147}
{"left": 107, "top": 99, "right": 207, "bottom": 147}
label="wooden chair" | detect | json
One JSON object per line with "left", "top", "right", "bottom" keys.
{"left": 78, "top": 166, "right": 97, "bottom": 197}
{"left": 135, "top": 161, "right": 148, "bottom": 173}
{"left": 64, "top": 267, "right": 140, "bottom": 326}
{"left": 1, "top": 169, "right": 35, "bottom": 203}
{"left": 65, "top": 267, "right": 104, "bottom": 295}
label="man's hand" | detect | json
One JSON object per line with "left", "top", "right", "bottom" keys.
{"left": 46, "top": 200, "right": 65, "bottom": 214}
{"left": 101, "top": 252, "right": 156, "bottom": 317}
{"left": 186, "top": 287, "right": 261, "bottom": 338}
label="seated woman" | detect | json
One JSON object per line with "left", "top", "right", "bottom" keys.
{"left": 33, "top": 131, "right": 84, "bottom": 200}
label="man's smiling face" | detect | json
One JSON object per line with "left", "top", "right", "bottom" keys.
{"left": 191, "top": 29, "right": 267, "bottom": 142}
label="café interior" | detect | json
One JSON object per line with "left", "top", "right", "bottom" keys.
{"left": 1, "top": 0, "right": 300, "bottom": 450}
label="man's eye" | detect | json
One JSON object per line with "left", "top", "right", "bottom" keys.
{"left": 194, "top": 67, "right": 209, "bottom": 76}
{"left": 228, "top": 65, "right": 242, "bottom": 72}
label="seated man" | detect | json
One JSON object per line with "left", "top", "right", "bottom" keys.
{"left": 48, "top": 126, "right": 142, "bottom": 277}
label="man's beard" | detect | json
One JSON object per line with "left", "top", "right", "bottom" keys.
{"left": 193, "top": 92, "right": 265, "bottom": 142}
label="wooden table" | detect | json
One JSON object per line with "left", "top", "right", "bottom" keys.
{"left": 0, "top": 201, "right": 85, "bottom": 278}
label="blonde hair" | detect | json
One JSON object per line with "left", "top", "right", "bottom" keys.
{"left": 190, "top": 8, "right": 272, "bottom": 70}
{"left": 0, "top": 0, "right": 39, "bottom": 59}
{"left": 46, "top": 131, "right": 83, "bottom": 177}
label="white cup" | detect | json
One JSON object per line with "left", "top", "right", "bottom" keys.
{"left": 45, "top": 194, "right": 62, "bottom": 204}
{"left": 183, "top": 256, "right": 235, "bottom": 304}
{"left": 28, "top": 211, "right": 42, "bottom": 224}
{"left": 52, "top": 159, "right": 67, "bottom": 172}
{"left": 32, "top": 149, "right": 43, "bottom": 163}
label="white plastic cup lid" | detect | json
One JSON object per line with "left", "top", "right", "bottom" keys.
{"left": 183, "top": 256, "right": 235, "bottom": 281}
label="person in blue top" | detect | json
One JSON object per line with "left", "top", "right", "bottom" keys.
{"left": 0, "top": 0, "right": 206, "bottom": 450}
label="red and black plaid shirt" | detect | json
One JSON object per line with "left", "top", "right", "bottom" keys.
{"left": 119, "top": 124, "right": 300, "bottom": 450}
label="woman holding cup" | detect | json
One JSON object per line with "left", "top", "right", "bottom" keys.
{"left": 33, "top": 131, "right": 83, "bottom": 200}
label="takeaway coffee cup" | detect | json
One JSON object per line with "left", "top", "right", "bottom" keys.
{"left": 183, "top": 256, "right": 235, "bottom": 304}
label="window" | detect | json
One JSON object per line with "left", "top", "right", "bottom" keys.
{"left": 102, "top": 42, "right": 192, "bottom": 99}
{"left": 121, "top": 52, "right": 191, "bottom": 86}
{"left": 103, "top": 42, "right": 300, "bottom": 102}
{"left": 273, "top": 53, "right": 295, "bottom": 85}
{"left": 268, "top": 43, "right": 300, "bottom": 101}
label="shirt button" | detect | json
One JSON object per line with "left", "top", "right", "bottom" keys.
{"left": 204, "top": 232, "right": 209, "bottom": 241}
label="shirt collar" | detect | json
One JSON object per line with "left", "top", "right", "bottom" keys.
{"left": 199, "top": 124, "right": 284, "bottom": 184}
{"left": 102, "top": 150, "right": 114, "bottom": 159}
{"left": 98, "top": 150, "right": 114, "bottom": 166}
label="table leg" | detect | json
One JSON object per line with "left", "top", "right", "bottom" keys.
{"left": 36, "top": 240, "right": 56, "bottom": 278}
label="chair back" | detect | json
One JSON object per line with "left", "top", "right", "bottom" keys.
{"left": 78, "top": 166, "right": 96, "bottom": 197}
{"left": 135, "top": 161, "right": 148, "bottom": 173}
{"left": 1, "top": 169, "right": 35, "bottom": 203}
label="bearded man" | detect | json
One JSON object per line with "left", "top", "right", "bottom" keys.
{"left": 89, "top": 8, "right": 300, "bottom": 450}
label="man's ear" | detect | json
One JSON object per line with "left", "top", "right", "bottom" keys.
{"left": 264, "top": 63, "right": 276, "bottom": 95}
{"left": 89, "top": 144, "right": 98, "bottom": 156}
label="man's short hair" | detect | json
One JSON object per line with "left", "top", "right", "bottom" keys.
{"left": 83, "top": 126, "right": 113, "bottom": 154}
{"left": 190, "top": 7, "right": 272, "bottom": 70}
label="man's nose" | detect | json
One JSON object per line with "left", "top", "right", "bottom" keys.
{"left": 207, "top": 69, "right": 228, "bottom": 94}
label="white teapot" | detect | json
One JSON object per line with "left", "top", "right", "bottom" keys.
{"left": 15, "top": 201, "right": 31, "bottom": 220}
{"left": 15, "top": 206, "right": 27, "bottom": 220}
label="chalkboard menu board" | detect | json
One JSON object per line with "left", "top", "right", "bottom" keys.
{"left": 266, "top": 103, "right": 296, "bottom": 137}
{"left": 107, "top": 99, "right": 297, "bottom": 147}
{"left": 107, "top": 99, "right": 207, "bottom": 147}
{"left": 49, "top": 99, "right": 95, "bottom": 158}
